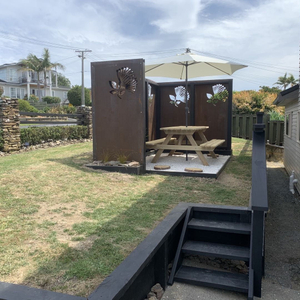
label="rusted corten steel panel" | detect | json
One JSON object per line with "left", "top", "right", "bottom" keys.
{"left": 91, "top": 59, "right": 146, "bottom": 165}
{"left": 156, "top": 80, "right": 232, "bottom": 153}
{"left": 159, "top": 85, "right": 189, "bottom": 131}
{"left": 194, "top": 81, "right": 232, "bottom": 150}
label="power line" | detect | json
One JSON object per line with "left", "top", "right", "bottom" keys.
{"left": 0, "top": 31, "right": 84, "bottom": 51}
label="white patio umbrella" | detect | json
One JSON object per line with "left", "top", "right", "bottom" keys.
{"left": 145, "top": 48, "right": 247, "bottom": 127}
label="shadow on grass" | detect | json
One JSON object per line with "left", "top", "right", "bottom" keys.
{"left": 17, "top": 152, "right": 245, "bottom": 297}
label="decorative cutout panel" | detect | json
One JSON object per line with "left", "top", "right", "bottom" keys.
{"left": 206, "top": 84, "right": 229, "bottom": 106}
{"left": 169, "top": 86, "right": 190, "bottom": 107}
{"left": 109, "top": 67, "right": 138, "bottom": 99}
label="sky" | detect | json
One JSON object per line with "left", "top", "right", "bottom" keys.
{"left": 0, "top": 0, "right": 299, "bottom": 91}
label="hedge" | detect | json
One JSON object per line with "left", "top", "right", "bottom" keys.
{"left": 20, "top": 126, "right": 88, "bottom": 145}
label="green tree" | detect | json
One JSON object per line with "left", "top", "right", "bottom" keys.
{"left": 19, "top": 54, "right": 44, "bottom": 102}
{"left": 51, "top": 72, "right": 71, "bottom": 87}
{"left": 41, "top": 49, "right": 64, "bottom": 96}
{"left": 67, "top": 85, "right": 91, "bottom": 106}
{"left": 20, "top": 49, "right": 65, "bottom": 102}
{"left": 259, "top": 86, "right": 281, "bottom": 94}
{"left": 274, "top": 73, "right": 298, "bottom": 90}
{"left": 233, "top": 90, "right": 280, "bottom": 114}
{"left": 287, "top": 74, "right": 298, "bottom": 87}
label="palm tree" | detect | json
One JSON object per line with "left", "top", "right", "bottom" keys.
{"left": 287, "top": 73, "right": 299, "bottom": 87}
{"left": 41, "top": 49, "right": 64, "bottom": 97}
{"left": 19, "top": 54, "right": 44, "bottom": 101}
{"left": 20, "top": 49, "right": 65, "bottom": 102}
{"left": 274, "top": 73, "right": 289, "bottom": 90}
{"left": 274, "top": 73, "right": 299, "bottom": 90}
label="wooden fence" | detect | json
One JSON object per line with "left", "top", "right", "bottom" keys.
{"left": 232, "top": 114, "right": 284, "bottom": 146}
{"left": 20, "top": 111, "right": 79, "bottom": 125}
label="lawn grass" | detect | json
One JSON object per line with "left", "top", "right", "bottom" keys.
{"left": 0, "top": 137, "right": 252, "bottom": 296}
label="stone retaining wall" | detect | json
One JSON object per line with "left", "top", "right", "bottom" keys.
{"left": 77, "top": 106, "right": 93, "bottom": 139}
{"left": 0, "top": 98, "right": 21, "bottom": 152}
{"left": 0, "top": 99, "right": 93, "bottom": 153}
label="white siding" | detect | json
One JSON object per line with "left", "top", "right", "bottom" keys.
{"left": 0, "top": 68, "right": 6, "bottom": 81}
{"left": 284, "top": 99, "right": 300, "bottom": 193}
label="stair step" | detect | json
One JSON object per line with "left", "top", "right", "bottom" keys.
{"left": 182, "top": 240, "right": 250, "bottom": 261}
{"left": 175, "top": 265, "right": 249, "bottom": 294}
{"left": 188, "top": 218, "right": 251, "bottom": 234}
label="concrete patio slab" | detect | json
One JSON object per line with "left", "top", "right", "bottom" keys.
{"left": 146, "top": 153, "right": 230, "bottom": 178}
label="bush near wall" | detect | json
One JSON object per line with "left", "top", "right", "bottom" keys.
{"left": 18, "top": 99, "right": 39, "bottom": 113}
{"left": 43, "top": 96, "right": 61, "bottom": 104}
{"left": 20, "top": 126, "right": 88, "bottom": 145}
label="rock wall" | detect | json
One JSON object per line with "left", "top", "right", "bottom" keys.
{"left": 0, "top": 98, "right": 21, "bottom": 152}
{"left": 77, "top": 106, "right": 93, "bottom": 139}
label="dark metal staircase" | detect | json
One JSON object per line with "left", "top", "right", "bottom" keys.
{"left": 168, "top": 205, "right": 254, "bottom": 300}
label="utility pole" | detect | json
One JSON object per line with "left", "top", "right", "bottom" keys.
{"left": 75, "top": 49, "right": 92, "bottom": 106}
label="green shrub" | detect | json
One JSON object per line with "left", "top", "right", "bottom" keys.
{"left": 24, "top": 94, "right": 39, "bottom": 102}
{"left": 0, "top": 86, "right": 3, "bottom": 97}
{"left": 268, "top": 110, "right": 285, "bottom": 121}
{"left": 43, "top": 96, "right": 61, "bottom": 104}
{"left": 18, "top": 99, "right": 39, "bottom": 113}
{"left": 68, "top": 85, "right": 91, "bottom": 106}
{"left": 0, "top": 129, "right": 4, "bottom": 151}
{"left": 20, "top": 126, "right": 88, "bottom": 145}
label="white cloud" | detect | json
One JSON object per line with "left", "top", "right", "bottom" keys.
{"left": 0, "top": 0, "right": 299, "bottom": 90}
{"left": 144, "top": 0, "right": 205, "bottom": 33}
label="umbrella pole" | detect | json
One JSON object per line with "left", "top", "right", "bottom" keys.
{"left": 185, "top": 63, "right": 188, "bottom": 161}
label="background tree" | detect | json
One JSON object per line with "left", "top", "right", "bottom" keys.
{"left": 287, "top": 74, "right": 298, "bottom": 87}
{"left": 20, "top": 54, "right": 44, "bottom": 101}
{"left": 41, "top": 49, "right": 64, "bottom": 96}
{"left": 51, "top": 72, "right": 71, "bottom": 87}
{"left": 259, "top": 86, "right": 281, "bottom": 94}
{"left": 274, "top": 73, "right": 298, "bottom": 90}
{"left": 67, "top": 85, "right": 91, "bottom": 106}
{"left": 232, "top": 90, "right": 283, "bottom": 115}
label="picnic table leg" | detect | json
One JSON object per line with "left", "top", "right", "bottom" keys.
{"left": 151, "top": 134, "right": 173, "bottom": 163}
{"left": 186, "top": 134, "right": 209, "bottom": 166}
{"left": 209, "top": 151, "right": 218, "bottom": 158}
{"left": 168, "top": 135, "right": 184, "bottom": 156}
{"left": 196, "top": 131, "right": 208, "bottom": 144}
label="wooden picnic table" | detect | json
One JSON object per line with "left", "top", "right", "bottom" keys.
{"left": 149, "top": 126, "right": 224, "bottom": 166}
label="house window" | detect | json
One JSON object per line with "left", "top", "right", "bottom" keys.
{"left": 63, "top": 91, "right": 68, "bottom": 100}
{"left": 16, "top": 88, "right": 20, "bottom": 99}
{"left": 10, "top": 87, "right": 16, "bottom": 98}
{"left": 285, "top": 113, "right": 292, "bottom": 137}
{"left": 52, "top": 91, "right": 55, "bottom": 97}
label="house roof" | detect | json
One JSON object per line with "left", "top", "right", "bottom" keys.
{"left": 273, "top": 84, "right": 299, "bottom": 106}
{"left": 0, "top": 63, "right": 20, "bottom": 69}
{"left": 0, "top": 79, "right": 7, "bottom": 82}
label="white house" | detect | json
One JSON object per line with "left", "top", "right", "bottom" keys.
{"left": 0, "top": 63, "right": 70, "bottom": 103}
{"left": 274, "top": 84, "right": 300, "bottom": 193}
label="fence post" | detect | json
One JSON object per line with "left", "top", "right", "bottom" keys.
{"left": 76, "top": 106, "right": 93, "bottom": 139}
{"left": 249, "top": 112, "right": 268, "bottom": 297}
{"left": 0, "top": 98, "right": 21, "bottom": 152}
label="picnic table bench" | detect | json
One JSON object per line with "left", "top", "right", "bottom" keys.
{"left": 147, "top": 126, "right": 224, "bottom": 166}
